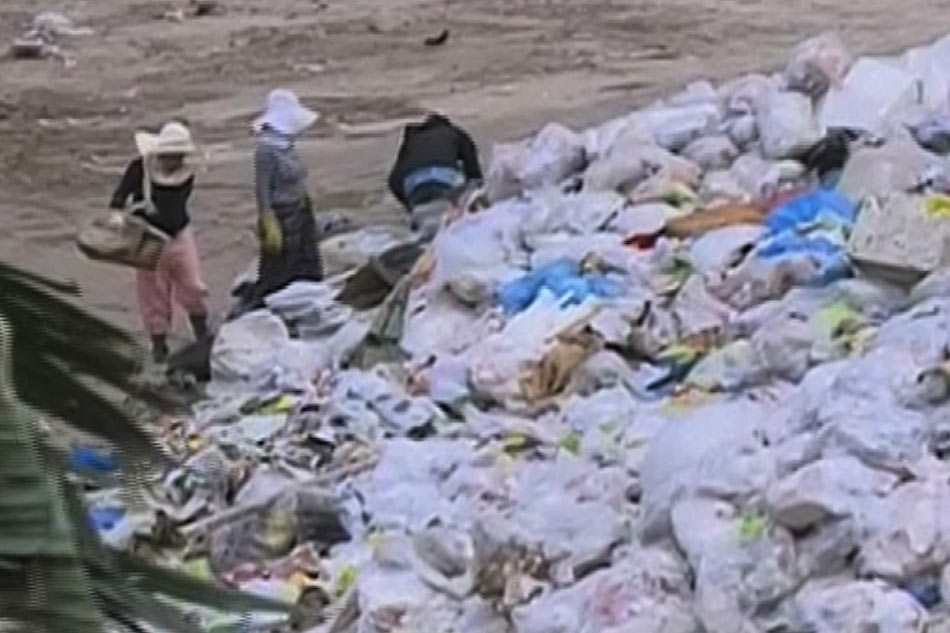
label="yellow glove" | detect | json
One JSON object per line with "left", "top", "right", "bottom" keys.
{"left": 259, "top": 211, "right": 283, "bottom": 255}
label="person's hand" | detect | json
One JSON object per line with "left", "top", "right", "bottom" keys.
{"left": 106, "top": 211, "right": 126, "bottom": 229}
{"left": 259, "top": 211, "right": 283, "bottom": 255}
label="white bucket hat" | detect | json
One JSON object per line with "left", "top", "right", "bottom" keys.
{"left": 134, "top": 121, "right": 197, "bottom": 157}
{"left": 134, "top": 122, "right": 197, "bottom": 186}
{"left": 253, "top": 89, "right": 319, "bottom": 136}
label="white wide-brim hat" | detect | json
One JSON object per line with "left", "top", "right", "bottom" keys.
{"left": 253, "top": 89, "right": 319, "bottom": 136}
{"left": 134, "top": 121, "right": 197, "bottom": 157}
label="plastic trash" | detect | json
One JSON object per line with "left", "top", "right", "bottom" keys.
{"left": 729, "top": 154, "right": 807, "bottom": 199}
{"left": 689, "top": 225, "right": 763, "bottom": 274}
{"left": 904, "top": 577, "right": 941, "bottom": 609}
{"left": 584, "top": 142, "right": 699, "bottom": 195}
{"left": 722, "top": 113, "right": 759, "bottom": 149}
{"left": 321, "top": 226, "right": 415, "bottom": 278}
{"left": 69, "top": 445, "right": 117, "bottom": 474}
{"left": 496, "top": 259, "right": 621, "bottom": 314}
{"left": 837, "top": 138, "right": 942, "bottom": 201}
{"left": 639, "top": 103, "right": 721, "bottom": 151}
{"left": 795, "top": 580, "right": 926, "bottom": 633}
{"left": 430, "top": 203, "right": 523, "bottom": 293}
{"left": 758, "top": 90, "right": 822, "bottom": 159}
{"left": 763, "top": 188, "right": 857, "bottom": 236}
{"left": 848, "top": 192, "right": 950, "bottom": 286}
{"left": 680, "top": 135, "right": 739, "bottom": 171}
{"left": 765, "top": 456, "right": 897, "bottom": 531}
{"left": 901, "top": 34, "right": 950, "bottom": 112}
{"left": 819, "top": 57, "right": 920, "bottom": 135}
{"left": 89, "top": 506, "right": 125, "bottom": 532}
{"left": 755, "top": 188, "right": 856, "bottom": 288}
{"left": 784, "top": 32, "right": 852, "bottom": 98}
{"left": 908, "top": 113, "right": 950, "bottom": 154}
{"left": 718, "top": 73, "right": 774, "bottom": 115}
{"left": 486, "top": 123, "right": 586, "bottom": 202}
{"left": 581, "top": 115, "right": 653, "bottom": 163}
{"left": 667, "top": 81, "right": 718, "bottom": 108}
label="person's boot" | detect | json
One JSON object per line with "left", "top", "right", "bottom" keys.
{"left": 189, "top": 314, "right": 210, "bottom": 341}
{"left": 150, "top": 335, "right": 169, "bottom": 364}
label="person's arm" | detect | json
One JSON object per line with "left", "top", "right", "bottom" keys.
{"left": 253, "top": 144, "right": 275, "bottom": 215}
{"left": 388, "top": 164, "right": 407, "bottom": 206}
{"left": 388, "top": 131, "right": 410, "bottom": 206}
{"left": 456, "top": 127, "right": 483, "bottom": 182}
{"left": 254, "top": 144, "right": 284, "bottom": 253}
{"left": 109, "top": 158, "right": 143, "bottom": 210}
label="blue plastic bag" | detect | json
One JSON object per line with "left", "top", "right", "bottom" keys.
{"left": 497, "top": 258, "right": 621, "bottom": 313}
{"left": 88, "top": 507, "right": 125, "bottom": 532}
{"left": 764, "top": 188, "right": 856, "bottom": 236}
{"left": 69, "top": 445, "right": 117, "bottom": 474}
{"left": 757, "top": 232, "right": 852, "bottom": 286}
{"left": 756, "top": 188, "right": 857, "bottom": 286}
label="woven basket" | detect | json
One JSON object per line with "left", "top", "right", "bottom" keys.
{"left": 77, "top": 213, "right": 169, "bottom": 271}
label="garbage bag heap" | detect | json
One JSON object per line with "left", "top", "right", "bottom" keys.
{"left": 89, "top": 31, "right": 950, "bottom": 633}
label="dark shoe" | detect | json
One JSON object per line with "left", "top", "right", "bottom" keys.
{"left": 189, "top": 314, "right": 210, "bottom": 341}
{"left": 150, "top": 335, "right": 169, "bottom": 364}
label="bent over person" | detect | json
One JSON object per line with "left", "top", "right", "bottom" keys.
{"left": 387, "top": 113, "right": 483, "bottom": 238}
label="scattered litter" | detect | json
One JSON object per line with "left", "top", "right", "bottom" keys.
{"left": 424, "top": 29, "right": 450, "bottom": 47}
{"left": 9, "top": 12, "right": 91, "bottom": 65}
{"left": 87, "top": 30, "right": 950, "bottom": 633}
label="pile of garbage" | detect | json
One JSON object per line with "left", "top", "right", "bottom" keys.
{"left": 83, "top": 31, "right": 950, "bottom": 633}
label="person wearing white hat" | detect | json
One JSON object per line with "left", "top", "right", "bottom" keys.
{"left": 109, "top": 120, "right": 209, "bottom": 362}
{"left": 249, "top": 89, "right": 323, "bottom": 306}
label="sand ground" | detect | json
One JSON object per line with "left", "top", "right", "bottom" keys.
{"left": 1, "top": 0, "right": 948, "bottom": 342}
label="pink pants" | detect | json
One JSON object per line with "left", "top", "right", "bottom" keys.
{"left": 135, "top": 227, "right": 208, "bottom": 336}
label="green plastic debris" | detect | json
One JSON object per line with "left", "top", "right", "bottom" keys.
{"left": 737, "top": 513, "right": 768, "bottom": 544}
{"left": 560, "top": 432, "right": 582, "bottom": 456}
{"left": 335, "top": 564, "right": 358, "bottom": 597}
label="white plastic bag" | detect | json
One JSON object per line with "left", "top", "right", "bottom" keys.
{"left": 430, "top": 203, "right": 523, "bottom": 292}
{"left": 902, "top": 34, "right": 950, "bottom": 111}
{"left": 210, "top": 310, "right": 291, "bottom": 386}
{"left": 667, "top": 81, "right": 718, "bottom": 107}
{"left": 585, "top": 143, "right": 699, "bottom": 194}
{"left": 700, "top": 169, "right": 750, "bottom": 203}
{"left": 639, "top": 103, "right": 721, "bottom": 151}
{"left": 729, "top": 154, "right": 807, "bottom": 199}
{"left": 819, "top": 57, "right": 919, "bottom": 135}
{"left": 582, "top": 114, "right": 652, "bottom": 162}
{"left": 718, "top": 73, "right": 775, "bottom": 115}
{"left": 757, "top": 90, "right": 822, "bottom": 159}
{"left": 722, "top": 114, "right": 759, "bottom": 149}
{"left": 486, "top": 123, "right": 586, "bottom": 202}
{"left": 784, "top": 32, "right": 852, "bottom": 98}
{"left": 681, "top": 135, "right": 740, "bottom": 171}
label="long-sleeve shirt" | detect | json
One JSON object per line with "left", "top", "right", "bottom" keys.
{"left": 254, "top": 140, "right": 308, "bottom": 214}
{"left": 387, "top": 116, "right": 483, "bottom": 206}
{"left": 109, "top": 157, "right": 193, "bottom": 237}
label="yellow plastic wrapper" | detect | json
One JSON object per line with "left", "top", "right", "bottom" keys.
{"left": 258, "top": 394, "right": 295, "bottom": 414}
{"left": 925, "top": 194, "right": 950, "bottom": 218}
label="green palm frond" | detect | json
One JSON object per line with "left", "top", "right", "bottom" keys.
{"left": 0, "top": 261, "right": 164, "bottom": 461}
{"left": 0, "top": 266, "right": 291, "bottom": 632}
{"left": 0, "top": 316, "right": 106, "bottom": 633}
